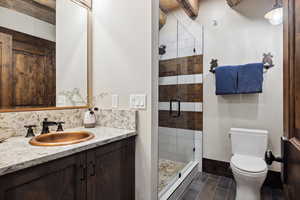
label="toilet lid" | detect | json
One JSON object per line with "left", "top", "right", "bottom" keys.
{"left": 231, "top": 154, "right": 267, "bottom": 173}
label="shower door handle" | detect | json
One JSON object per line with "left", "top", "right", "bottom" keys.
{"left": 169, "top": 99, "right": 181, "bottom": 118}
{"left": 177, "top": 99, "right": 181, "bottom": 118}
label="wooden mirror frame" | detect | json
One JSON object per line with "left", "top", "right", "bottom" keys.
{"left": 0, "top": 0, "right": 93, "bottom": 113}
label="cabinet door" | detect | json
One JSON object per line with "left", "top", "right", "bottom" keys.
{"left": 87, "top": 137, "right": 135, "bottom": 200}
{"left": 0, "top": 152, "right": 86, "bottom": 200}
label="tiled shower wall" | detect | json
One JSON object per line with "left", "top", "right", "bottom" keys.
{"left": 0, "top": 109, "right": 136, "bottom": 138}
{"left": 158, "top": 55, "right": 203, "bottom": 164}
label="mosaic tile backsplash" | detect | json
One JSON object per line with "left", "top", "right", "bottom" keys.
{"left": 0, "top": 109, "right": 136, "bottom": 138}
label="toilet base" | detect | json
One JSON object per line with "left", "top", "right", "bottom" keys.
{"left": 235, "top": 184, "right": 261, "bottom": 200}
{"left": 231, "top": 165, "right": 267, "bottom": 200}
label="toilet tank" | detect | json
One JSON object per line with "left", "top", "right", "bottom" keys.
{"left": 230, "top": 128, "right": 268, "bottom": 158}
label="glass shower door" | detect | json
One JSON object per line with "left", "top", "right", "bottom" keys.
{"left": 158, "top": 20, "right": 203, "bottom": 198}
{"left": 158, "top": 62, "right": 198, "bottom": 196}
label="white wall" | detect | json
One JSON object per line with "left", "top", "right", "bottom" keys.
{"left": 92, "top": 0, "right": 159, "bottom": 199}
{"left": 160, "top": 0, "right": 283, "bottom": 171}
{"left": 56, "top": 0, "right": 88, "bottom": 106}
{"left": 0, "top": 7, "right": 55, "bottom": 42}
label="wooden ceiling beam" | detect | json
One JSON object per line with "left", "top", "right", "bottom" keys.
{"left": 226, "top": 0, "right": 242, "bottom": 7}
{"left": 160, "top": 0, "right": 180, "bottom": 13}
{"left": 176, "top": 0, "right": 199, "bottom": 20}
{"left": 159, "top": 0, "right": 200, "bottom": 20}
{"left": 0, "top": 0, "right": 55, "bottom": 24}
{"left": 32, "top": 0, "right": 56, "bottom": 10}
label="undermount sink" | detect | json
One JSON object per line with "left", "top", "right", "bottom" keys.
{"left": 29, "top": 131, "right": 95, "bottom": 146}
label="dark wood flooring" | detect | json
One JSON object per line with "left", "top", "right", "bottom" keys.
{"left": 180, "top": 172, "right": 284, "bottom": 200}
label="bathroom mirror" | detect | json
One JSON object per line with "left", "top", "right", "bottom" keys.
{"left": 0, "top": 0, "right": 91, "bottom": 112}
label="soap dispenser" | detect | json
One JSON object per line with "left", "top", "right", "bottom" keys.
{"left": 84, "top": 108, "right": 98, "bottom": 128}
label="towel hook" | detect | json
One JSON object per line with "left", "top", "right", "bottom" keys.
{"left": 209, "top": 59, "right": 219, "bottom": 73}
{"left": 262, "top": 53, "right": 274, "bottom": 69}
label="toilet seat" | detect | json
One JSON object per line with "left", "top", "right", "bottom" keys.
{"left": 230, "top": 154, "right": 267, "bottom": 174}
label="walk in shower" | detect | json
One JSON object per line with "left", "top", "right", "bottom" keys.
{"left": 158, "top": 16, "right": 203, "bottom": 199}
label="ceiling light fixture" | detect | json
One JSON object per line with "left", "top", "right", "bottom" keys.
{"left": 264, "top": 0, "right": 283, "bottom": 25}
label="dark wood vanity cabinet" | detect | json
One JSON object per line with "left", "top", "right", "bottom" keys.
{"left": 0, "top": 152, "right": 86, "bottom": 200}
{"left": 87, "top": 138, "right": 135, "bottom": 200}
{"left": 0, "top": 137, "right": 135, "bottom": 200}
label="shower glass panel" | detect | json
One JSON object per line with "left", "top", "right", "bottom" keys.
{"left": 158, "top": 19, "right": 203, "bottom": 198}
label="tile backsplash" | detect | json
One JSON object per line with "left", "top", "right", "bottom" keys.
{"left": 97, "top": 109, "right": 136, "bottom": 130}
{"left": 0, "top": 109, "right": 136, "bottom": 138}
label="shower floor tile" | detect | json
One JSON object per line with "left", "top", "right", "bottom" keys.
{"left": 158, "top": 159, "right": 186, "bottom": 192}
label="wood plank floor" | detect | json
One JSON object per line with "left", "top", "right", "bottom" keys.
{"left": 180, "top": 172, "right": 284, "bottom": 200}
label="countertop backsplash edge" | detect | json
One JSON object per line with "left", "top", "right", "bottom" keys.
{"left": 0, "top": 108, "right": 137, "bottom": 138}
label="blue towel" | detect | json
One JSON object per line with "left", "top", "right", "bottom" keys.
{"left": 215, "top": 66, "right": 239, "bottom": 95}
{"left": 237, "top": 63, "right": 263, "bottom": 94}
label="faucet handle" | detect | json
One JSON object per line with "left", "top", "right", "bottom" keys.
{"left": 57, "top": 122, "right": 65, "bottom": 132}
{"left": 24, "top": 125, "right": 37, "bottom": 138}
{"left": 24, "top": 125, "right": 37, "bottom": 129}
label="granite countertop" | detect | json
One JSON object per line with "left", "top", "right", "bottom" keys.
{"left": 0, "top": 126, "right": 136, "bottom": 176}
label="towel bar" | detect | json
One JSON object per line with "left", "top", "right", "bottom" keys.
{"left": 209, "top": 53, "right": 274, "bottom": 74}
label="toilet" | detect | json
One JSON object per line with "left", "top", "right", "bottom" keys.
{"left": 230, "top": 128, "right": 268, "bottom": 200}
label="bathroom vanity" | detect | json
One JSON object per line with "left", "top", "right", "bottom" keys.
{"left": 0, "top": 127, "right": 136, "bottom": 200}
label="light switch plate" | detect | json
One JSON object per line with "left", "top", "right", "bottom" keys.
{"left": 112, "top": 94, "right": 119, "bottom": 108}
{"left": 130, "top": 94, "right": 146, "bottom": 109}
